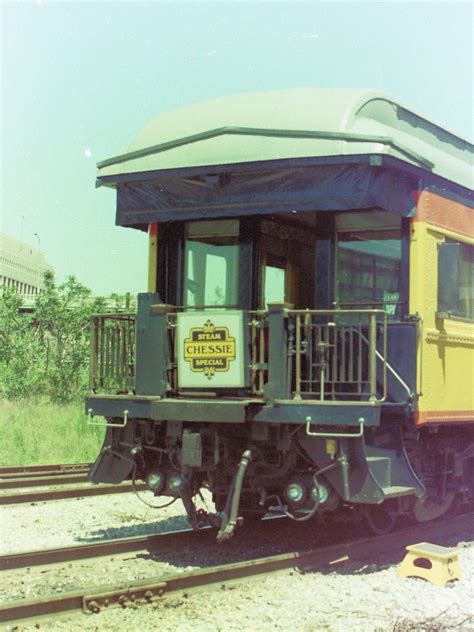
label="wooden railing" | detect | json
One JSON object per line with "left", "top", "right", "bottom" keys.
{"left": 89, "top": 313, "right": 136, "bottom": 393}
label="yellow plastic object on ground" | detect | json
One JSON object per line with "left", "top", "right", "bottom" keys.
{"left": 397, "top": 542, "right": 462, "bottom": 587}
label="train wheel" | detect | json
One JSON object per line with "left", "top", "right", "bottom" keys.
{"left": 413, "top": 490, "right": 457, "bottom": 523}
{"left": 362, "top": 500, "right": 398, "bottom": 535}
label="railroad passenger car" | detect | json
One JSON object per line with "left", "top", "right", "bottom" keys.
{"left": 87, "top": 89, "right": 474, "bottom": 540}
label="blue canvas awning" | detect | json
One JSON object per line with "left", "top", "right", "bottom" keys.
{"left": 115, "top": 158, "right": 418, "bottom": 227}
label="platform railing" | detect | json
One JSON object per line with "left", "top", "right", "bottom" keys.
{"left": 89, "top": 313, "right": 136, "bottom": 393}
{"left": 89, "top": 307, "right": 386, "bottom": 402}
{"left": 287, "top": 309, "right": 387, "bottom": 402}
{"left": 248, "top": 310, "right": 268, "bottom": 396}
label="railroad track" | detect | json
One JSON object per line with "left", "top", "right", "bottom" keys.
{"left": 0, "top": 514, "right": 289, "bottom": 572}
{"left": 0, "top": 480, "right": 147, "bottom": 505}
{"left": 1, "top": 512, "right": 472, "bottom": 627}
{"left": 0, "top": 462, "right": 92, "bottom": 478}
{"left": 0, "top": 462, "right": 146, "bottom": 504}
{"left": 0, "top": 525, "right": 209, "bottom": 571}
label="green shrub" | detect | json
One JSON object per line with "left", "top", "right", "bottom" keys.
{"left": 0, "top": 289, "right": 46, "bottom": 399}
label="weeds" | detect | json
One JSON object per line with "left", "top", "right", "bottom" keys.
{"left": 0, "top": 399, "right": 104, "bottom": 465}
{"left": 392, "top": 610, "right": 474, "bottom": 631}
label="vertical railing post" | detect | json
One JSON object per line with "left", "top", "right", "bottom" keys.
{"left": 128, "top": 315, "right": 136, "bottom": 391}
{"left": 250, "top": 317, "right": 257, "bottom": 394}
{"left": 382, "top": 313, "right": 387, "bottom": 401}
{"left": 89, "top": 316, "right": 98, "bottom": 390}
{"left": 99, "top": 316, "right": 105, "bottom": 389}
{"left": 368, "top": 312, "right": 377, "bottom": 401}
{"left": 294, "top": 313, "right": 302, "bottom": 400}
{"left": 264, "top": 302, "right": 292, "bottom": 401}
{"left": 258, "top": 317, "right": 265, "bottom": 394}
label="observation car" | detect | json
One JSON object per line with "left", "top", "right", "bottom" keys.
{"left": 87, "top": 89, "right": 474, "bottom": 540}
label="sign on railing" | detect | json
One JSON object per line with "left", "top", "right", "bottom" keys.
{"left": 176, "top": 311, "right": 247, "bottom": 388}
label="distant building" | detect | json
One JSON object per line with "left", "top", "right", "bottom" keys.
{"left": 0, "top": 232, "right": 53, "bottom": 295}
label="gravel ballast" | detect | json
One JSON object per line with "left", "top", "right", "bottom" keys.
{"left": 1, "top": 493, "right": 473, "bottom": 631}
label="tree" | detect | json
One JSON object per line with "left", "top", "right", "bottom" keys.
{"left": 0, "top": 288, "right": 44, "bottom": 398}
{"left": 34, "top": 271, "right": 106, "bottom": 402}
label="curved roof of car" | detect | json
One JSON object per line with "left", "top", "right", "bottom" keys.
{"left": 97, "top": 88, "right": 473, "bottom": 191}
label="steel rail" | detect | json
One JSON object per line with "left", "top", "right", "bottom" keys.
{"left": 0, "top": 526, "right": 208, "bottom": 571}
{"left": 0, "top": 463, "right": 91, "bottom": 478}
{"left": 0, "top": 481, "right": 146, "bottom": 505}
{"left": 0, "top": 516, "right": 286, "bottom": 571}
{"left": 1, "top": 512, "right": 472, "bottom": 626}
{"left": 0, "top": 473, "right": 90, "bottom": 490}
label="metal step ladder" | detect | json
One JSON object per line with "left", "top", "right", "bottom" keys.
{"left": 366, "top": 449, "right": 418, "bottom": 500}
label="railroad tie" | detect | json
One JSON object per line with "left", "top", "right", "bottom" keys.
{"left": 396, "top": 542, "right": 462, "bottom": 587}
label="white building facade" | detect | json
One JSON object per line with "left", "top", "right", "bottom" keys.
{"left": 0, "top": 232, "right": 53, "bottom": 295}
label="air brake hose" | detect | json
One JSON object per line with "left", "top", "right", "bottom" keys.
{"left": 217, "top": 449, "right": 253, "bottom": 543}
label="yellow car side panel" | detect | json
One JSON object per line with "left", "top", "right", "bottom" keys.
{"left": 410, "top": 191, "right": 474, "bottom": 426}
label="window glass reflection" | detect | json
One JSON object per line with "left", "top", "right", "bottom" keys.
{"left": 336, "top": 212, "right": 401, "bottom": 318}
{"left": 183, "top": 221, "right": 239, "bottom": 308}
{"left": 264, "top": 265, "right": 286, "bottom": 307}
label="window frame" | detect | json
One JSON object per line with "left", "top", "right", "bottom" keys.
{"left": 437, "top": 239, "right": 474, "bottom": 322}
{"left": 334, "top": 211, "right": 410, "bottom": 320}
{"left": 182, "top": 220, "right": 240, "bottom": 309}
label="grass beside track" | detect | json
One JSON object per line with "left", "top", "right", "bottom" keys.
{"left": 0, "top": 399, "right": 104, "bottom": 466}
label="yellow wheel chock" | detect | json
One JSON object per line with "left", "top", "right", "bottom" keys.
{"left": 397, "top": 542, "right": 462, "bottom": 587}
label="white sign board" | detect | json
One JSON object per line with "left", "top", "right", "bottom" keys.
{"left": 177, "top": 311, "right": 246, "bottom": 388}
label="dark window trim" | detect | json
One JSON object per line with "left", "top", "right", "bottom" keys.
{"left": 156, "top": 222, "right": 184, "bottom": 306}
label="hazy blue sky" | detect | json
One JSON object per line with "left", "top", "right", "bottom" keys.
{"left": 2, "top": 1, "right": 473, "bottom": 295}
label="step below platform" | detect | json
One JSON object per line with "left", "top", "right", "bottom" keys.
{"left": 366, "top": 454, "right": 417, "bottom": 500}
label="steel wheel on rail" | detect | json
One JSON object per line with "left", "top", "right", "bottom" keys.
{"left": 413, "top": 490, "right": 459, "bottom": 523}
{"left": 362, "top": 499, "right": 399, "bottom": 535}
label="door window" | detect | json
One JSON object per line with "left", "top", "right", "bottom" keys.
{"left": 260, "top": 218, "right": 315, "bottom": 309}
{"left": 264, "top": 264, "right": 286, "bottom": 307}
{"left": 183, "top": 220, "right": 239, "bottom": 308}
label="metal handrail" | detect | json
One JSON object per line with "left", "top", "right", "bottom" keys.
{"left": 305, "top": 416, "right": 366, "bottom": 438}
{"left": 287, "top": 308, "right": 387, "bottom": 403}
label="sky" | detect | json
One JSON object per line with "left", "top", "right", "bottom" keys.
{"left": 1, "top": 0, "right": 473, "bottom": 295}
